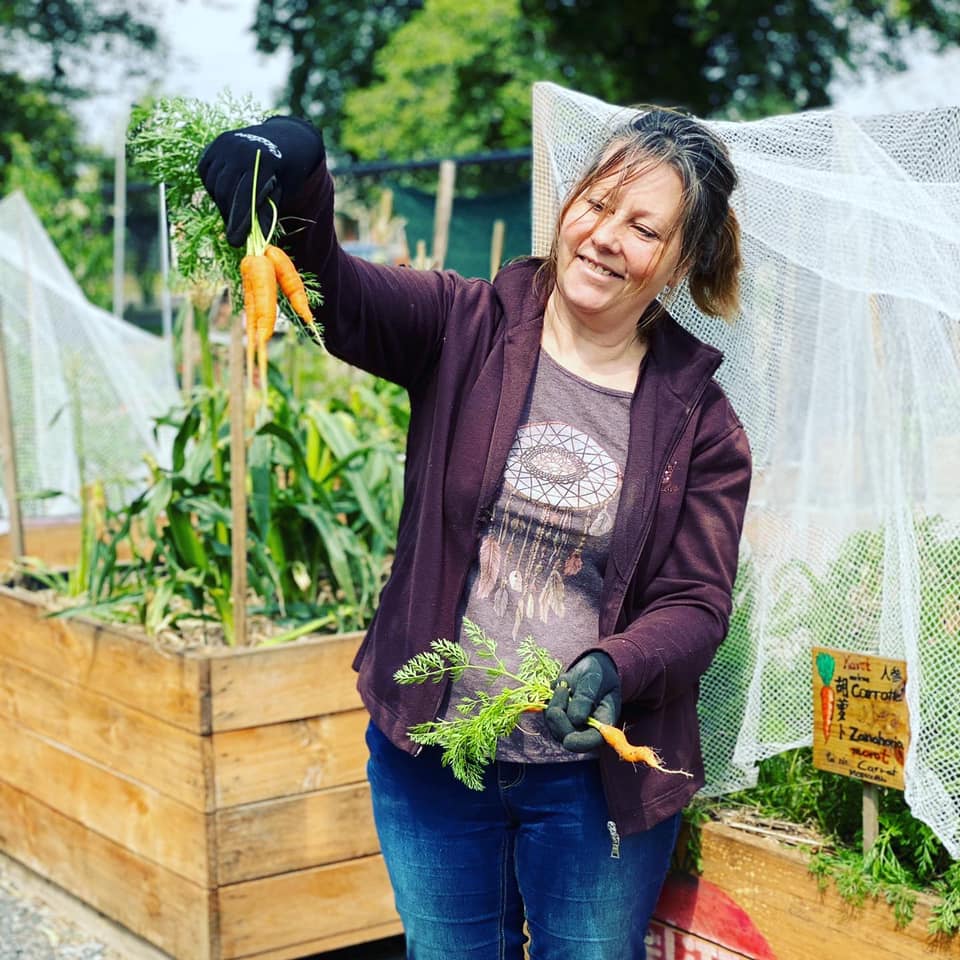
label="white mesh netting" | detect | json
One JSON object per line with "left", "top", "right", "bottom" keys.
{"left": 0, "top": 190, "right": 178, "bottom": 525}
{"left": 532, "top": 82, "right": 960, "bottom": 854}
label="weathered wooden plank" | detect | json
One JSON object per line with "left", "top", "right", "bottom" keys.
{"left": 207, "top": 631, "right": 364, "bottom": 731}
{"left": 218, "top": 854, "right": 399, "bottom": 959}
{"left": 0, "top": 779, "right": 215, "bottom": 960}
{"left": 699, "top": 821, "right": 960, "bottom": 959}
{"left": 0, "top": 713, "right": 211, "bottom": 886}
{"left": 234, "top": 921, "right": 403, "bottom": 960}
{"left": 216, "top": 782, "right": 380, "bottom": 885}
{"left": 0, "top": 653, "right": 209, "bottom": 810}
{"left": 213, "top": 708, "right": 369, "bottom": 807}
{"left": 0, "top": 849, "right": 177, "bottom": 960}
{"left": 0, "top": 586, "right": 207, "bottom": 732}
{"left": 0, "top": 517, "right": 139, "bottom": 567}
{"left": 0, "top": 517, "right": 81, "bottom": 567}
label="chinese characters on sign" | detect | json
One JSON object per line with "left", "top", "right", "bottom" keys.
{"left": 812, "top": 647, "right": 909, "bottom": 790}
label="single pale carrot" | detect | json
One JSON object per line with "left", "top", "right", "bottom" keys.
{"left": 588, "top": 719, "right": 692, "bottom": 776}
{"left": 264, "top": 244, "right": 313, "bottom": 325}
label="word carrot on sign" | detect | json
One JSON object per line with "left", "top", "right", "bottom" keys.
{"left": 812, "top": 646, "right": 909, "bottom": 790}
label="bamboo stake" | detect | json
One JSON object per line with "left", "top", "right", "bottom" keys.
{"left": 229, "top": 314, "right": 248, "bottom": 646}
{"left": 181, "top": 300, "right": 195, "bottom": 400}
{"left": 0, "top": 303, "right": 24, "bottom": 565}
{"left": 489, "top": 218, "right": 506, "bottom": 280}
{"left": 432, "top": 160, "right": 457, "bottom": 269}
{"left": 112, "top": 109, "right": 128, "bottom": 320}
{"left": 414, "top": 239, "right": 429, "bottom": 270}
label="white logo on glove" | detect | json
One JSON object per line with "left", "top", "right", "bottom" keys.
{"left": 233, "top": 132, "right": 282, "bottom": 158}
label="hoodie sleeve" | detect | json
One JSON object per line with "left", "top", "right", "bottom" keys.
{"left": 596, "top": 410, "right": 752, "bottom": 709}
{"left": 280, "top": 162, "right": 477, "bottom": 390}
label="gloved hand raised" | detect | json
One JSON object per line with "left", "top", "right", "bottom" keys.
{"left": 544, "top": 651, "right": 621, "bottom": 753}
{"left": 198, "top": 115, "right": 325, "bottom": 247}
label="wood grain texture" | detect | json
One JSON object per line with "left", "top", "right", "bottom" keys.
{"left": 699, "top": 821, "right": 960, "bottom": 959}
{"left": 213, "top": 708, "right": 369, "bottom": 807}
{"left": 0, "top": 779, "right": 215, "bottom": 960}
{"left": 0, "top": 653, "right": 209, "bottom": 809}
{"left": 218, "top": 854, "right": 399, "bottom": 958}
{"left": 216, "top": 782, "right": 380, "bottom": 884}
{"left": 0, "top": 587, "right": 207, "bottom": 731}
{"left": 0, "top": 712, "right": 211, "bottom": 886}
{"left": 206, "top": 631, "right": 364, "bottom": 731}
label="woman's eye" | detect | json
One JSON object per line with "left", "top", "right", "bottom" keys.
{"left": 586, "top": 198, "right": 605, "bottom": 212}
{"left": 633, "top": 224, "right": 659, "bottom": 240}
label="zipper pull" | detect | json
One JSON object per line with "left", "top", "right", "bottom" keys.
{"left": 606, "top": 820, "right": 621, "bottom": 859}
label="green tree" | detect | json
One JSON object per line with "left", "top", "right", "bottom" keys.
{"left": 0, "top": 1, "right": 163, "bottom": 307}
{"left": 253, "top": 0, "right": 424, "bottom": 141}
{"left": 341, "top": 0, "right": 558, "bottom": 161}
{"left": 333, "top": 0, "right": 960, "bottom": 170}
{"left": 0, "top": 0, "right": 161, "bottom": 87}
{"left": 519, "top": 0, "right": 960, "bottom": 118}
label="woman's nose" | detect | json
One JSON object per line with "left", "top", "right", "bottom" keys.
{"left": 591, "top": 216, "right": 620, "bottom": 251}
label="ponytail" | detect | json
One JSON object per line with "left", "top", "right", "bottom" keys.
{"left": 687, "top": 206, "right": 742, "bottom": 321}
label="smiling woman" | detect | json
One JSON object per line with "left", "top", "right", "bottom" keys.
{"left": 539, "top": 107, "right": 742, "bottom": 392}
{"left": 196, "top": 99, "right": 752, "bottom": 960}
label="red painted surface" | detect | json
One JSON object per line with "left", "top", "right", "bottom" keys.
{"left": 651, "top": 872, "right": 776, "bottom": 960}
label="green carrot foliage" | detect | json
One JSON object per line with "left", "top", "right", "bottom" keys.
{"left": 395, "top": 619, "right": 562, "bottom": 790}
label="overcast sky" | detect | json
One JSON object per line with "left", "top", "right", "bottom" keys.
{"left": 81, "top": 0, "right": 291, "bottom": 146}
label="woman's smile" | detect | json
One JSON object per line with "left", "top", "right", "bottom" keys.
{"left": 575, "top": 254, "right": 624, "bottom": 280}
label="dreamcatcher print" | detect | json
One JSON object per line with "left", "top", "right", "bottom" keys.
{"left": 476, "top": 419, "right": 623, "bottom": 639}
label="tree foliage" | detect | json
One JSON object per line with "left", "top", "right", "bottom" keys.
{"left": 0, "top": 1, "right": 163, "bottom": 307}
{"left": 520, "top": 0, "right": 960, "bottom": 119}
{"left": 256, "top": 0, "right": 960, "bottom": 168}
{"left": 252, "top": 0, "right": 424, "bottom": 139}
{"left": 0, "top": 0, "right": 161, "bottom": 87}
{"left": 341, "top": 0, "right": 558, "bottom": 161}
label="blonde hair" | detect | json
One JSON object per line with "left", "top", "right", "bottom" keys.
{"left": 537, "top": 106, "right": 742, "bottom": 323}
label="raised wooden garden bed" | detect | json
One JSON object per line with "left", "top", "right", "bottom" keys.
{"left": 0, "top": 584, "right": 400, "bottom": 960}
{"left": 697, "top": 820, "right": 960, "bottom": 960}
{"left": 1, "top": 516, "right": 86, "bottom": 569}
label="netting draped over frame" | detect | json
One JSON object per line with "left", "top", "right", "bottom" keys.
{"left": 0, "top": 191, "right": 178, "bottom": 525}
{"left": 532, "top": 82, "right": 960, "bottom": 854}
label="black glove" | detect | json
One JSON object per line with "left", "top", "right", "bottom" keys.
{"left": 544, "top": 651, "right": 621, "bottom": 753}
{"left": 197, "top": 115, "right": 325, "bottom": 247}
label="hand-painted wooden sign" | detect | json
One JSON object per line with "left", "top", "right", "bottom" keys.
{"left": 812, "top": 646, "right": 909, "bottom": 790}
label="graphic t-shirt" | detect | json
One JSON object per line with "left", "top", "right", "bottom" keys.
{"left": 445, "top": 347, "right": 634, "bottom": 763}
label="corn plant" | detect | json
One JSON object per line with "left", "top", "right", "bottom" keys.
{"left": 44, "top": 347, "right": 408, "bottom": 644}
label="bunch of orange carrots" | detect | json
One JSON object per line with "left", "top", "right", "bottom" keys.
{"left": 239, "top": 151, "right": 315, "bottom": 391}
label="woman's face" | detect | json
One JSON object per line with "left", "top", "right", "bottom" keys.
{"left": 554, "top": 160, "right": 685, "bottom": 334}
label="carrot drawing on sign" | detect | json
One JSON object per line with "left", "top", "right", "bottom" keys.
{"left": 816, "top": 651, "right": 837, "bottom": 741}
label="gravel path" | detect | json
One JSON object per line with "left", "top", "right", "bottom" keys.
{"left": 0, "top": 857, "right": 123, "bottom": 960}
{"left": 0, "top": 854, "right": 406, "bottom": 960}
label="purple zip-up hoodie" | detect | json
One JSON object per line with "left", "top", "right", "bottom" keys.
{"left": 287, "top": 160, "right": 752, "bottom": 836}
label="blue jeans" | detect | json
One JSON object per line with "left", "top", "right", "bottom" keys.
{"left": 366, "top": 722, "right": 680, "bottom": 960}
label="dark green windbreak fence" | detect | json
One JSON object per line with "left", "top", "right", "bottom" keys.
{"left": 389, "top": 182, "right": 532, "bottom": 279}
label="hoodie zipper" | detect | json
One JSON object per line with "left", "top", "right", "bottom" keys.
{"left": 601, "top": 370, "right": 715, "bottom": 832}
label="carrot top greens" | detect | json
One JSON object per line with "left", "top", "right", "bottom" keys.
{"left": 395, "top": 619, "right": 690, "bottom": 789}
{"left": 128, "top": 92, "right": 269, "bottom": 301}
{"left": 394, "top": 618, "right": 562, "bottom": 790}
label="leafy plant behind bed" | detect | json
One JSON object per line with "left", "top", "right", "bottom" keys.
{"left": 28, "top": 349, "right": 409, "bottom": 645}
